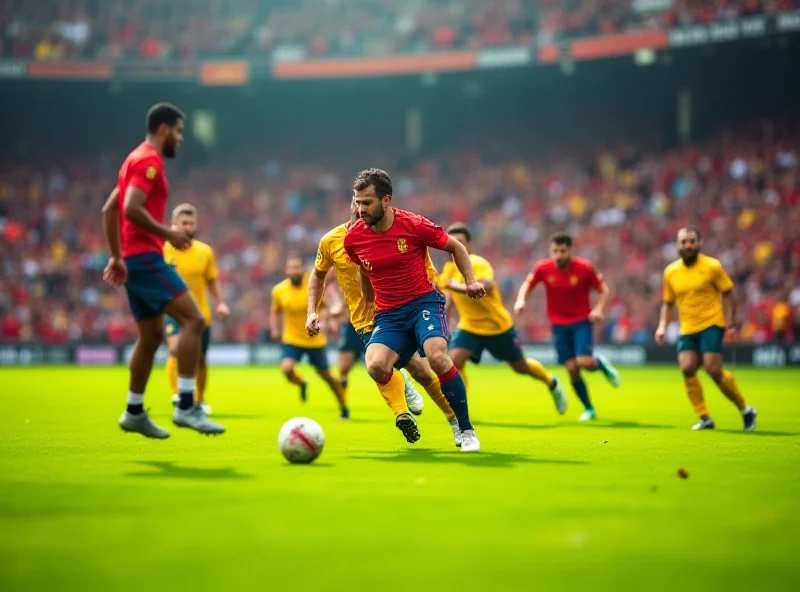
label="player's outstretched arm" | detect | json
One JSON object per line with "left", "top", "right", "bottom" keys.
{"left": 441, "top": 236, "right": 485, "bottom": 299}
{"left": 101, "top": 187, "right": 128, "bottom": 286}
{"left": 124, "top": 187, "right": 190, "bottom": 250}
{"left": 306, "top": 270, "right": 327, "bottom": 336}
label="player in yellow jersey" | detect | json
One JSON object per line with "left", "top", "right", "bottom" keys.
{"left": 655, "top": 227, "right": 757, "bottom": 431}
{"left": 271, "top": 253, "right": 349, "bottom": 419}
{"left": 440, "top": 223, "right": 567, "bottom": 415}
{"left": 305, "top": 207, "right": 462, "bottom": 446}
{"left": 163, "top": 204, "right": 230, "bottom": 414}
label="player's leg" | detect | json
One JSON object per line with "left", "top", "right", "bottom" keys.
{"left": 119, "top": 314, "right": 171, "bottom": 439}
{"left": 365, "top": 340, "right": 419, "bottom": 443}
{"left": 338, "top": 322, "right": 362, "bottom": 393}
{"left": 449, "top": 328, "right": 482, "bottom": 394}
{"left": 338, "top": 351, "right": 357, "bottom": 391}
{"left": 163, "top": 292, "right": 224, "bottom": 435}
{"left": 196, "top": 327, "right": 211, "bottom": 413}
{"left": 701, "top": 329, "right": 756, "bottom": 430}
{"left": 310, "top": 348, "right": 349, "bottom": 419}
{"left": 279, "top": 346, "right": 307, "bottom": 402}
{"left": 678, "top": 344, "right": 712, "bottom": 429}
{"left": 554, "top": 324, "right": 593, "bottom": 418}
{"left": 165, "top": 318, "right": 180, "bottom": 405}
{"left": 404, "top": 353, "right": 460, "bottom": 446}
{"left": 575, "top": 321, "right": 620, "bottom": 388}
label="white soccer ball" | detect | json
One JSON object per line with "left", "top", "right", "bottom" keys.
{"left": 278, "top": 417, "right": 325, "bottom": 464}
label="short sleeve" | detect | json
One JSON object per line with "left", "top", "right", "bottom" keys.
{"left": 411, "top": 215, "right": 449, "bottom": 250}
{"left": 529, "top": 262, "right": 545, "bottom": 287}
{"left": 713, "top": 262, "right": 735, "bottom": 293}
{"left": 315, "top": 238, "right": 334, "bottom": 273}
{"left": 271, "top": 286, "right": 282, "bottom": 312}
{"left": 586, "top": 263, "right": 604, "bottom": 291}
{"left": 663, "top": 270, "right": 675, "bottom": 303}
{"left": 128, "top": 157, "right": 161, "bottom": 194}
{"left": 205, "top": 248, "right": 219, "bottom": 281}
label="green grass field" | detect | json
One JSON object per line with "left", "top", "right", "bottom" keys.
{"left": 1, "top": 365, "right": 799, "bottom": 591}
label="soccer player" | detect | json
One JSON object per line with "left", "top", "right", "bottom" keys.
{"left": 655, "top": 227, "right": 757, "bottom": 431}
{"left": 271, "top": 253, "right": 349, "bottom": 419}
{"left": 441, "top": 223, "right": 567, "bottom": 415}
{"left": 164, "top": 203, "right": 230, "bottom": 414}
{"left": 307, "top": 207, "right": 462, "bottom": 447}
{"left": 102, "top": 103, "right": 224, "bottom": 437}
{"left": 342, "top": 169, "right": 484, "bottom": 452}
{"left": 514, "top": 232, "right": 620, "bottom": 421}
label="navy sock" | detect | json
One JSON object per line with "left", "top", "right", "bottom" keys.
{"left": 127, "top": 391, "right": 144, "bottom": 415}
{"left": 178, "top": 392, "right": 194, "bottom": 410}
{"left": 438, "top": 367, "right": 473, "bottom": 431}
{"left": 127, "top": 404, "right": 144, "bottom": 415}
{"left": 595, "top": 356, "right": 608, "bottom": 374}
{"left": 571, "top": 378, "right": 593, "bottom": 411}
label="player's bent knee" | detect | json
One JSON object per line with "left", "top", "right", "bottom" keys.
{"left": 425, "top": 351, "right": 451, "bottom": 375}
{"left": 365, "top": 360, "right": 392, "bottom": 384}
{"left": 510, "top": 360, "right": 528, "bottom": 374}
{"left": 280, "top": 360, "right": 296, "bottom": 375}
{"left": 181, "top": 316, "right": 205, "bottom": 336}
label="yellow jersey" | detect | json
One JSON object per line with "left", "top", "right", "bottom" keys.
{"left": 315, "top": 222, "right": 438, "bottom": 334}
{"left": 163, "top": 239, "right": 218, "bottom": 327}
{"left": 663, "top": 253, "right": 734, "bottom": 335}
{"left": 439, "top": 255, "right": 513, "bottom": 336}
{"left": 272, "top": 275, "right": 326, "bottom": 348}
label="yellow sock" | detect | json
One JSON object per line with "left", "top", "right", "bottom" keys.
{"left": 376, "top": 371, "right": 408, "bottom": 417}
{"left": 684, "top": 375, "right": 708, "bottom": 417}
{"left": 460, "top": 366, "right": 469, "bottom": 394}
{"left": 166, "top": 355, "right": 178, "bottom": 395}
{"left": 718, "top": 370, "right": 747, "bottom": 411}
{"left": 420, "top": 376, "right": 455, "bottom": 421}
{"left": 526, "top": 358, "right": 553, "bottom": 386}
{"left": 286, "top": 369, "right": 305, "bottom": 386}
{"left": 197, "top": 365, "right": 207, "bottom": 403}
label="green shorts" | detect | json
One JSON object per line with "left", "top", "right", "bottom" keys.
{"left": 450, "top": 327, "right": 524, "bottom": 365}
{"left": 677, "top": 326, "right": 724, "bottom": 354}
{"left": 165, "top": 317, "right": 211, "bottom": 355}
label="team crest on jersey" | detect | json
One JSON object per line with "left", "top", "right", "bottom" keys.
{"left": 146, "top": 166, "right": 157, "bottom": 180}
{"left": 570, "top": 275, "right": 578, "bottom": 286}
{"left": 547, "top": 276, "right": 555, "bottom": 284}
{"left": 397, "top": 239, "right": 408, "bottom": 253}
{"left": 315, "top": 250, "right": 322, "bottom": 264}
{"left": 362, "top": 260, "right": 372, "bottom": 271}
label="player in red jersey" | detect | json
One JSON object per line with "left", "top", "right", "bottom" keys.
{"left": 343, "top": 169, "right": 485, "bottom": 452}
{"left": 102, "top": 103, "right": 224, "bottom": 438}
{"left": 514, "top": 232, "right": 620, "bottom": 421}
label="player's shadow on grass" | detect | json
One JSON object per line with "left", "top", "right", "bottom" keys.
{"left": 349, "top": 449, "right": 588, "bottom": 468}
{"left": 579, "top": 420, "right": 675, "bottom": 430}
{"left": 345, "top": 418, "right": 385, "bottom": 425}
{"left": 207, "top": 413, "right": 265, "bottom": 420}
{"left": 716, "top": 429, "right": 798, "bottom": 437}
{"left": 123, "top": 461, "right": 254, "bottom": 480}
{"left": 475, "top": 420, "right": 674, "bottom": 431}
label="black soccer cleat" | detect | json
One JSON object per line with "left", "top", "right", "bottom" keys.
{"left": 300, "top": 382, "right": 308, "bottom": 403}
{"left": 395, "top": 413, "right": 421, "bottom": 444}
{"left": 743, "top": 407, "right": 757, "bottom": 432}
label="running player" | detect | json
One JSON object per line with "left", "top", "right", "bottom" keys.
{"left": 102, "top": 103, "right": 224, "bottom": 437}
{"left": 342, "top": 169, "right": 484, "bottom": 452}
{"left": 164, "top": 203, "right": 230, "bottom": 414}
{"left": 271, "top": 253, "right": 349, "bottom": 419}
{"left": 441, "top": 223, "right": 567, "bottom": 415}
{"left": 655, "top": 227, "right": 757, "bottom": 431}
{"left": 307, "top": 205, "right": 462, "bottom": 447}
{"left": 514, "top": 232, "right": 620, "bottom": 421}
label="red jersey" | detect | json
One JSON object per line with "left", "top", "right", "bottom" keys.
{"left": 117, "top": 142, "right": 169, "bottom": 258}
{"left": 344, "top": 208, "right": 448, "bottom": 311}
{"left": 528, "top": 257, "right": 604, "bottom": 325}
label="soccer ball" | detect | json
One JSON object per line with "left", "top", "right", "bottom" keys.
{"left": 278, "top": 417, "right": 325, "bottom": 464}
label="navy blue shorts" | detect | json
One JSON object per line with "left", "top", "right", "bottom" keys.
{"left": 165, "top": 317, "right": 212, "bottom": 355}
{"left": 451, "top": 327, "right": 524, "bottom": 365}
{"left": 124, "top": 252, "right": 187, "bottom": 321}
{"left": 339, "top": 322, "right": 364, "bottom": 355}
{"left": 369, "top": 291, "right": 448, "bottom": 369}
{"left": 552, "top": 320, "right": 594, "bottom": 365}
{"left": 281, "top": 344, "right": 329, "bottom": 371}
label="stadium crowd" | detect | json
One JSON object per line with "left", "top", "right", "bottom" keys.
{"left": 1, "top": 121, "right": 798, "bottom": 346}
{"left": 1, "top": 0, "right": 798, "bottom": 60}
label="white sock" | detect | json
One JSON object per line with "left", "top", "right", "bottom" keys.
{"left": 742, "top": 405, "right": 753, "bottom": 415}
{"left": 127, "top": 391, "right": 144, "bottom": 406}
{"left": 178, "top": 375, "right": 196, "bottom": 394}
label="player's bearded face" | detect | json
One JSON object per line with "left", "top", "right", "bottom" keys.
{"left": 286, "top": 260, "right": 304, "bottom": 285}
{"left": 551, "top": 244, "right": 571, "bottom": 269}
{"left": 678, "top": 235, "right": 701, "bottom": 264}
{"left": 163, "top": 122, "right": 184, "bottom": 159}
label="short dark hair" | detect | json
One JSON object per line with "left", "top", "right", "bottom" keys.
{"left": 550, "top": 232, "right": 573, "bottom": 247}
{"left": 286, "top": 251, "right": 303, "bottom": 264}
{"left": 679, "top": 226, "right": 703, "bottom": 240}
{"left": 353, "top": 168, "right": 392, "bottom": 199}
{"left": 146, "top": 103, "right": 185, "bottom": 134}
{"left": 446, "top": 222, "right": 472, "bottom": 242}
